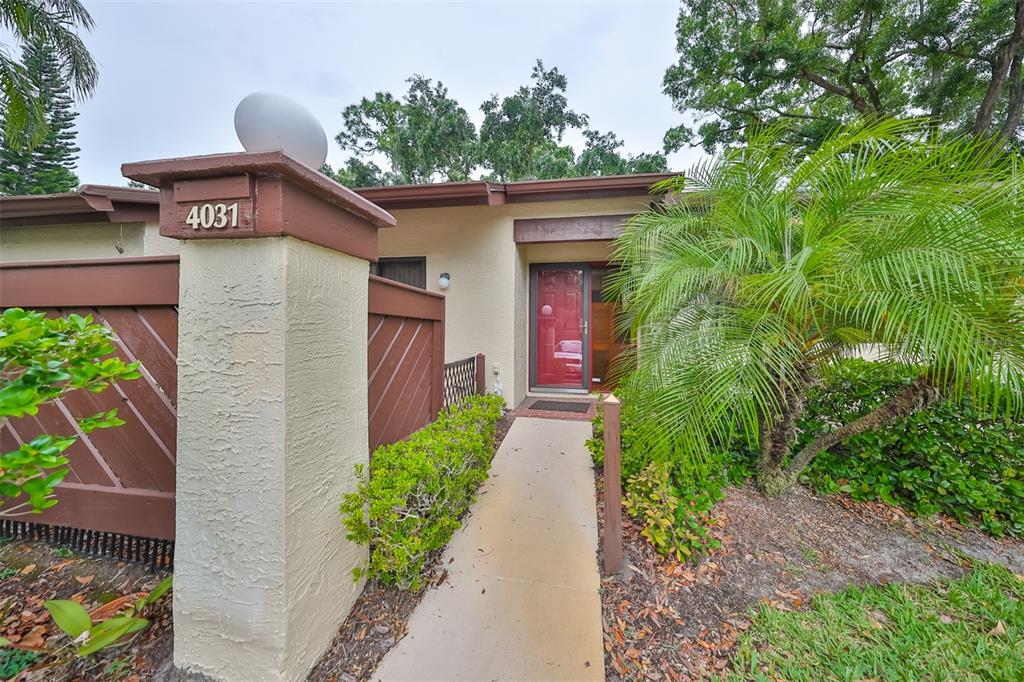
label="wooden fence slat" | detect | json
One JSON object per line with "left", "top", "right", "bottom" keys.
{"left": 1, "top": 258, "right": 180, "bottom": 539}
{"left": 366, "top": 277, "right": 446, "bottom": 451}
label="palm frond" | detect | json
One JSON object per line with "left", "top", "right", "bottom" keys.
{"left": 611, "top": 119, "right": 1024, "bottom": 462}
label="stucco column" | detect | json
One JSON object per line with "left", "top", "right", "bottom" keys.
{"left": 123, "top": 152, "right": 396, "bottom": 681}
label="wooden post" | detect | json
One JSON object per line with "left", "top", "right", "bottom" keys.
{"left": 603, "top": 394, "right": 623, "bottom": 574}
{"left": 475, "top": 352, "right": 486, "bottom": 395}
{"left": 431, "top": 317, "right": 445, "bottom": 418}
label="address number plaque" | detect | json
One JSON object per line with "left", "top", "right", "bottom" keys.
{"left": 159, "top": 175, "right": 256, "bottom": 239}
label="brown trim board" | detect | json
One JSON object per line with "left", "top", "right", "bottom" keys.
{"left": 513, "top": 214, "right": 632, "bottom": 243}
{"left": 0, "top": 256, "right": 180, "bottom": 308}
{"left": 368, "top": 274, "right": 444, "bottom": 320}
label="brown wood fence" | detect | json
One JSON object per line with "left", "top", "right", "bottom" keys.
{"left": 367, "top": 275, "right": 445, "bottom": 451}
{"left": 1, "top": 260, "right": 449, "bottom": 544}
{"left": 0, "top": 256, "right": 179, "bottom": 541}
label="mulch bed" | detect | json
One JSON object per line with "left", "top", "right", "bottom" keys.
{"left": 307, "top": 407, "right": 517, "bottom": 681}
{"left": 0, "top": 539, "right": 172, "bottom": 681}
{"left": 595, "top": 473, "right": 1024, "bottom": 681}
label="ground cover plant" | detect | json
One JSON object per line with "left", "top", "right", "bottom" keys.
{"left": 609, "top": 119, "right": 1024, "bottom": 497}
{"left": 801, "top": 360, "right": 1024, "bottom": 538}
{"left": 596, "top": 473, "right": 1024, "bottom": 680}
{"left": 341, "top": 394, "right": 505, "bottom": 590}
{"left": 728, "top": 560, "right": 1024, "bottom": 681}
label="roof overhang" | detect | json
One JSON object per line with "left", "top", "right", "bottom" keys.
{"left": 0, "top": 185, "right": 160, "bottom": 228}
{"left": 353, "top": 172, "right": 678, "bottom": 210}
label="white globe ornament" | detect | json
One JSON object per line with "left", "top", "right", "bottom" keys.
{"left": 234, "top": 92, "right": 328, "bottom": 170}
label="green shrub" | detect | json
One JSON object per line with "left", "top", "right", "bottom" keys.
{"left": 800, "top": 360, "right": 1024, "bottom": 537}
{"left": 590, "top": 388, "right": 752, "bottom": 563}
{"left": 341, "top": 395, "right": 505, "bottom": 590}
{"left": 586, "top": 391, "right": 693, "bottom": 481}
{"left": 624, "top": 461, "right": 722, "bottom": 563}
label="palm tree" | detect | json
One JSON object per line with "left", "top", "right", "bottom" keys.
{"left": 610, "top": 120, "right": 1024, "bottom": 496}
{"left": 0, "top": 0, "right": 97, "bottom": 149}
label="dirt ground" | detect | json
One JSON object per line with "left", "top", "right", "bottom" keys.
{"left": 0, "top": 540, "right": 172, "bottom": 681}
{"left": 597, "top": 475, "right": 1024, "bottom": 681}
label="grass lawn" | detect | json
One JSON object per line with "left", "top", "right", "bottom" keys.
{"left": 728, "top": 561, "right": 1024, "bottom": 681}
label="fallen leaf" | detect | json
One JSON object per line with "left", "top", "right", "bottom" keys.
{"left": 90, "top": 594, "right": 138, "bottom": 620}
{"left": 20, "top": 564, "right": 36, "bottom": 575}
{"left": 625, "top": 647, "right": 641, "bottom": 659}
{"left": 74, "top": 575, "right": 95, "bottom": 585}
{"left": 988, "top": 621, "right": 1006, "bottom": 637}
{"left": 20, "top": 625, "right": 47, "bottom": 649}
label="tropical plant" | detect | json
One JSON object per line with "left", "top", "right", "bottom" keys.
{"left": 610, "top": 119, "right": 1024, "bottom": 496}
{"left": 0, "top": 0, "right": 98, "bottom": 150}
{"left": 1, "top": 308, "right": 140, "bottom": 514}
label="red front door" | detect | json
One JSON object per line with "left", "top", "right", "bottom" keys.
{"left": 532, "top": 266, "right": 587, "bottom": 390}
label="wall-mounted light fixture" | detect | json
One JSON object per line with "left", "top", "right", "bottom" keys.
{"left": 438, "top": 272, "right": 451, "bottom": 290}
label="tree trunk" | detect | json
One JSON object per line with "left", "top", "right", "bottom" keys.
{"left": 1001, "top": 49, "right": 1024, "bottom": 140}
{"left": 755, "top": 380, "right": 808, "bottom": 496}
{"left": 756, "top": 377, "right": 942, "bottom": 496}
{"left": 973, "top": 0, "right": 1024, "bottom": 136}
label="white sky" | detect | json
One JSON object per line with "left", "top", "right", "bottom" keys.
{"left": 68, "top": 0, "right": 705, "bottom": 186}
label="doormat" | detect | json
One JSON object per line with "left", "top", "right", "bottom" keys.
{"left": 528, "top": 400, "right": 591, "bottom": 413}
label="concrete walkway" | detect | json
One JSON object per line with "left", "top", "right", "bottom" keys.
{"left": 374, "top": 417, "right": 603, "bottom": 682}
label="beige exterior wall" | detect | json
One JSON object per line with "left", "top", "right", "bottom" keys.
{"left": 174, "top": 237, "right": 367, "bottom": 681}
{"left": 0, "top": 221, "right": 178, "bottom": 261}
{"left": 3, "top": 196, "right": 647, "bottom": 409}
{"left": 381, "top": 196, "right": 647, "bottom": 406}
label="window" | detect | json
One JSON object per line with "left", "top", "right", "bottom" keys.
{"left": 371, "top": 257, "right": 427, "bottom": 289}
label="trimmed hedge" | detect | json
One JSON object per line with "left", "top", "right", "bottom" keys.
{"left": 341, "top": 395, "right": 505, "bottom": 590}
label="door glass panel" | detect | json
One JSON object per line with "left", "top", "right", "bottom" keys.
{"left": 535, "top": 268, "right": 585, "bottom": 388}
{"left": 590, "top": 267, "right": 629, "bottom": 389}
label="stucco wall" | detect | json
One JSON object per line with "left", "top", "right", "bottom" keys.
{"left": 282, "top": 238, "right": 368, "bottom": 678}
{"left": 381, "top": 196, "right": 648, "bottom": 406}
{"left": 0, "top": 221, "right": 178, "bottom": 261}
{"left": 174, "top": 236, "right": 367, "bottom": 681}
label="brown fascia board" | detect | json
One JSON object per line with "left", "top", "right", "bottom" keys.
{"left": 355, "top": 181, "right": 506, "bottom": 210}
{"left": 352, "top": 172, "right": 680, "bottom": 210}
{"left": 0, "top": 185, "right": 160, "bottom": 227}
{"left": 122, "top": 150, "right": 396, "bottom": 228}
{"left": 503, "top": 172, "right": 678, "bottom": 203}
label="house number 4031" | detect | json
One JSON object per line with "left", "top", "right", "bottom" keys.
{"left": 185, "top": 202, "right": 239, "bottom": 229}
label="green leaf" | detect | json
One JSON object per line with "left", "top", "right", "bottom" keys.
{"left": 44, "top": 599, "right": 92, "bottom": 638}
{"left": 76, "top": 616, "right": 144, "bottom": 656}
{"left": 143, "top": 575, "right": 173, "bottom": 606}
